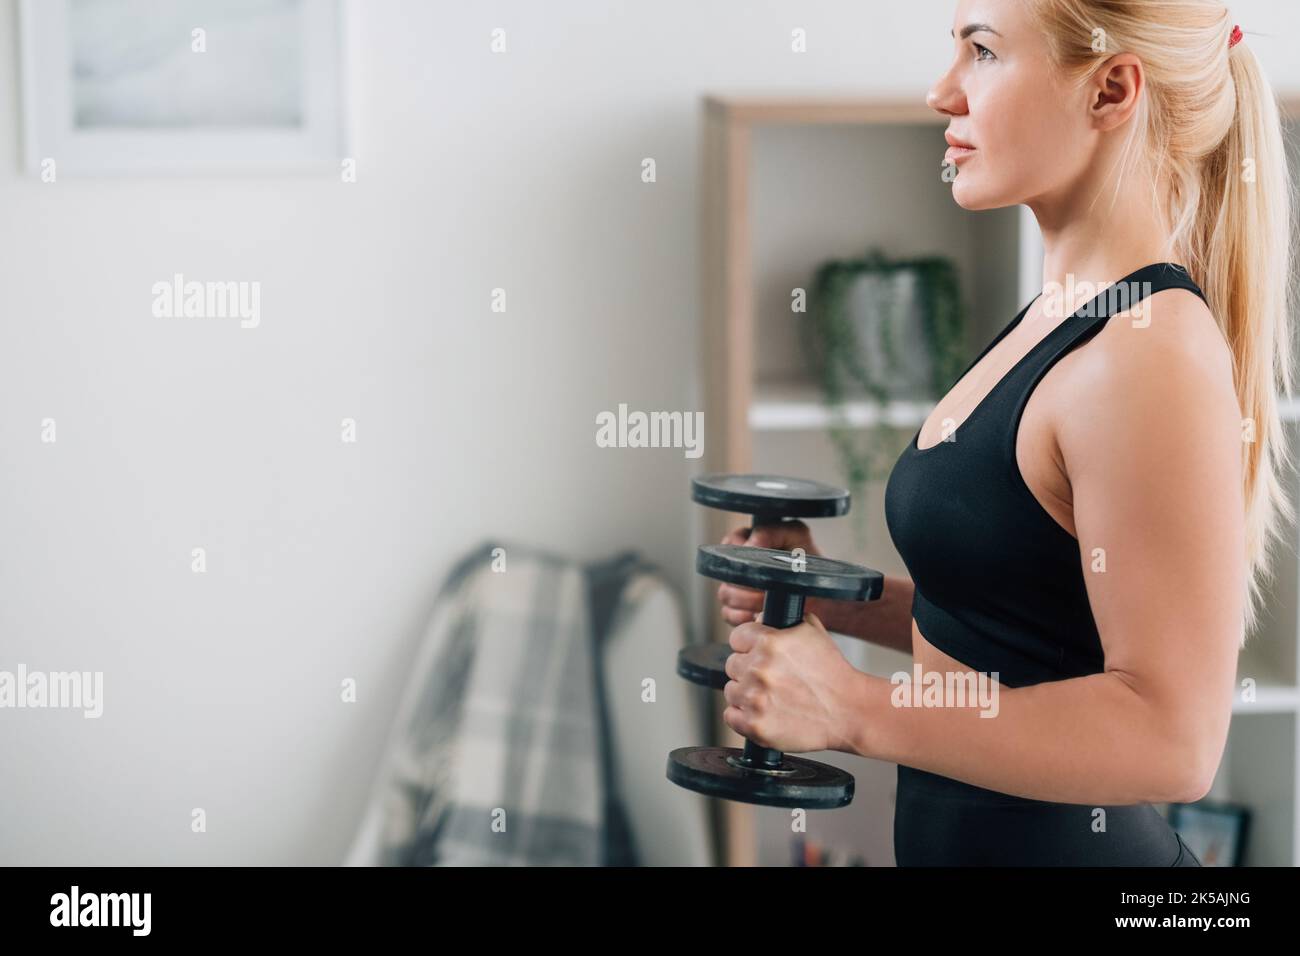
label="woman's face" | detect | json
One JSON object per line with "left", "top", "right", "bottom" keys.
{"left": 928, "top": 0, "right": 1095, "bottom": 210}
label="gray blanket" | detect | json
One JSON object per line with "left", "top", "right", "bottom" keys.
{"left": 348, "top": 543, "right": 643, "bottom": 866}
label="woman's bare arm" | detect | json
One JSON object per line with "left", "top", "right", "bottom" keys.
{"left": 808, "top": 577, "right": 914, "bottom": 654}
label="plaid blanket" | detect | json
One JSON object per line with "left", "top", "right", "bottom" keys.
{"left": 346, "top": 543, "right": 643, "bottom": 866}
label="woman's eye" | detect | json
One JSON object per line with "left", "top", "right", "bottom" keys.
{"left": 973, "top": 42, "right": 995, "bottom": 61}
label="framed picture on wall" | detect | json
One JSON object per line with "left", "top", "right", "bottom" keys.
{"left": 19, "top": 0, "right": 350, "bottom": 176}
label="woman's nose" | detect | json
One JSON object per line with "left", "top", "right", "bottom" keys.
{"left": 927, "top": 66, "right": 965, "bottom": 116}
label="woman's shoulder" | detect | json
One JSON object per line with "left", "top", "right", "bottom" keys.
{"left": 1057, "top": 286, "right": 1237, "bottom": 460}
{"left": 1101, "top": 285, "right": 1229, "bottom": 381}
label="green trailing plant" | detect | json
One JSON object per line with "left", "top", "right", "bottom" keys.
{"left": 803, "top": 249, "right": 966, "bottom": 542}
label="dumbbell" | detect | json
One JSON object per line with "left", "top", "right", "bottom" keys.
{"left": 680, "top": 474, "right": 851, "bottom": 689}
{"left": 667, "top": 544, "right": 883, "bottom": 809}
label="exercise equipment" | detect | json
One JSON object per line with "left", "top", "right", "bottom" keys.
{"left": 679, "top": 473, "right": 851, "bottom": 688}
{"left": 667, "top": 544, "right": 883, "bottom": 809}
{"left": 690, "top": 473, "right": 850, "bottom": 524}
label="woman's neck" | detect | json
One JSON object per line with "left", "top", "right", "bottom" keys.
{"left": 1027, "top": 154, "right": 1177, "bottom": 311}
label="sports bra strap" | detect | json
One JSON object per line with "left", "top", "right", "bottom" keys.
{"left": 1083, "top": 262, "right": 1207, "bottom": 320}
{"left": 944, "top": 262, "right": 1206, "bottom": 397}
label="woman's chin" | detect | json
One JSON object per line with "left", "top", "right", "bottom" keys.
{"left": 950, "top": 177, "right": 997, "bottom": 210}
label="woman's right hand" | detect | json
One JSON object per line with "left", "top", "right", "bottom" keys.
{"left": 715, "top": 520, "right": 821, "bottom": 625}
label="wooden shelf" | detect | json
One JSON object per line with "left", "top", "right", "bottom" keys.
{"left": 1232, "top": 685, "right": 1300, "bottom": 715}
{"left": 750, "top": 381, "right": 933, "bottom": 431}
{"left": 705, "top": 94, "right": 944, "bottom": 127}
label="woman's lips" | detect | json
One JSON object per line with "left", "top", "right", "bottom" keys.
{"left": 943, "top": 131, "right": 975, "bottom": 165}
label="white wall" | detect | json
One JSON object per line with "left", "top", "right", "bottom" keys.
{"left": 2, "top": 0, "right": 1298, "bottom": 865}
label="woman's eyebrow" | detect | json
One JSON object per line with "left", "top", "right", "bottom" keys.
{"left": 952, "top": 23, "right": 1003, "bottom": 40}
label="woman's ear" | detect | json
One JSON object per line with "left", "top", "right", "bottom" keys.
{"left": 1089, "top": 52, "right": 1144, "bottom": 131}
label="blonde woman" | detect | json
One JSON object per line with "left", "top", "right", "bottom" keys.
{"left": 716, "top": 0, "right": 1294, "bottom": 865}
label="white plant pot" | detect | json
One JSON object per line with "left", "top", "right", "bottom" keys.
{"left": 846, "top": 269, "right": 934, "bottom": 402}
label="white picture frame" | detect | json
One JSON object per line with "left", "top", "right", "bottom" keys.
{"left": 19, "top": 0, "right": 351, "bottom": 176}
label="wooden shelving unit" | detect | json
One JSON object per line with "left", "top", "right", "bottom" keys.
{"left": 697, "top": 93, "right": 1300, "bottom": 867}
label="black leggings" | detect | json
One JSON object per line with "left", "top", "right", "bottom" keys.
{"left": 894, "top": 765, "right": 1203, "bottom": 866}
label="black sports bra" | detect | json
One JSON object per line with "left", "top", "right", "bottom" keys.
{"left": 883, "top": 262, "right": 1208, "bottom": 687}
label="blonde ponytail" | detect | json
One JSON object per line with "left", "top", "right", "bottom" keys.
{"left": 1029, "top": 1, "right": 1296, "bottom": 643}
{"left": 1196, "top": 40, "right": 1296, "bottom": 644}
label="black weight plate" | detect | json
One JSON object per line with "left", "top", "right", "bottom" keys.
{"left": 677, "top": 643, "right": 731, "bottom": 689}
{"left": 696, "top": 544, "right": 883, "bottom": 602}
{"left": 692, "top": 474, "right": 850, "bottom": 520}
{"left": 667, "top": 746, "right": 854, "bottom": 809}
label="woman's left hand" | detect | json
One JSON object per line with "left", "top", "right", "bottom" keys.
{"left": 722, "top": 612, "right": 865, "bottom": 755}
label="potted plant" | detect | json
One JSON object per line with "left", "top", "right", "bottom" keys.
{"left": 802, "top": 249, "right": 966, "bottom": 540}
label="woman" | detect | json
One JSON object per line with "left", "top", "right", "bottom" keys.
{"left": 716, "top": 0, "right": 1294, "bottom": 865}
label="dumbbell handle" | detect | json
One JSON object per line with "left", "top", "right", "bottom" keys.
{"left": 738, "top": 587, "right": 804, "bottom": 770}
